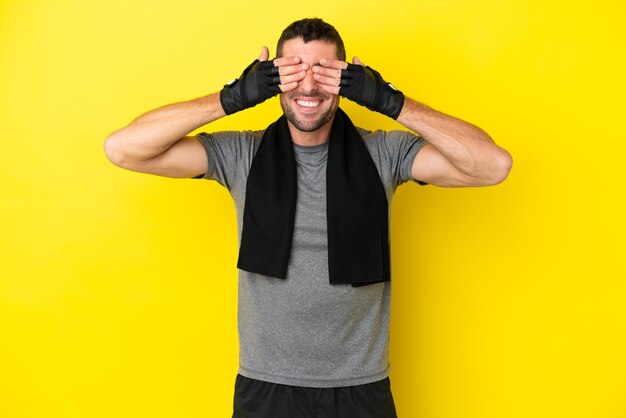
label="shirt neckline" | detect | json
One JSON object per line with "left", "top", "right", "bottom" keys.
{"left": 292, "top": 141, "right": 329, "bottom": 153}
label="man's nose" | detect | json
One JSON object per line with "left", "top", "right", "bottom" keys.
{"left": 298, "top": 65, "right": 318, "bottom": 93}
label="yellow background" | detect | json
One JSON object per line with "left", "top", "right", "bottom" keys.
{"left": 1, "top": 0, "right": 624, "bottom": 417}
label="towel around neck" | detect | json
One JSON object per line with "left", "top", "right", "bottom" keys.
{"left": 236, "top": 107, "right": 390, "bottom": 288}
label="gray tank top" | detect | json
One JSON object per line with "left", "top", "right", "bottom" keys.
{"left": 194, "top": 125, "right": 426, "bottom": 387}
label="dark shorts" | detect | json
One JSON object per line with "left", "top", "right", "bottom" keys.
{"left": 232, "top": 373, "right": 398, "bottom": 418}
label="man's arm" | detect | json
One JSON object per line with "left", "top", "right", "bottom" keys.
{"left": 103, "top": 47, "right": 307, "bottom": 178}
{"left": 396, "top": 97, "right": 512, "bottom": 187}
{"left": 313, "top": 56, "right": 513, "bottom": 187}
{"left": 103, "top": 93, "right": 225, "bottom": 178}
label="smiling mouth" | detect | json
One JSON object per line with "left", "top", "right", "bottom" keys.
{"left": 295, "top": 99, "right": 322, "bottom": 108}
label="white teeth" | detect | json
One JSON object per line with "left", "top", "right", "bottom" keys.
{"left": 296, "top": 100, "right": 320, "bottom": 108}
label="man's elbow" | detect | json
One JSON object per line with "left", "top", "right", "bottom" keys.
{"left": 103, "top": 135, "right": 127, "bottom": 167}
{"left": 487, "top": 148, "right": 513, "bottom": 185}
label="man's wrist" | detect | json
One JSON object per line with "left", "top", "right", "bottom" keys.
{"left": 208, "top": 92, "right": 227, "bottom": 119}
{"left": 373, "top": 80, "right": 405, "bottom": 119}
{"left": 220, "top": 84, "right": 244, "bottom": 115}
{"left": 395, "top": 97, "right": 427, "bottom": 126}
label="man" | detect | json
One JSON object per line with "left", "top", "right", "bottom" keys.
{"left": 104, "top": 18, "right": 511, "bottom": 418}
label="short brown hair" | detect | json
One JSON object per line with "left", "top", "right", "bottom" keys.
{"left": 276, "top": 18, "right": 346, "bottom": 61}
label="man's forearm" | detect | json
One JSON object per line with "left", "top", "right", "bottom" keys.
{"left": 104, "top": 92, "right": 225, "bottom": 162}
{"left": 396, "top": 97, "right": 511, "bottom": 179}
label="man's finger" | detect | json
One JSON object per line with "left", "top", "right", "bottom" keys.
{"left": 352, "top": 56, "right": 365, "bottom": 66}
{"left": 319, "top": 58, "right": 348, "bottom": 70}
{"left": 278, "top": 62, "right": 309, "bottom": 76}
{"left": 311, "top": 65, "right": 341, "bottom": 79}
{"left": 313, "top": 73, "right": 341, "bottom": 87}
{"left": 258, "top": 46, "right": 269, "bottom": 61}
{"left": 278, "top": 81, "right": 299, "bottom": 93}
{"left": 279, "top": 70, "right": 307, "bottom": 85}
{"left": 273, "top": 56, "right": 301, "bottom": 67}
{"left": 317, "top": 83, "right": 340, "bottom": 95}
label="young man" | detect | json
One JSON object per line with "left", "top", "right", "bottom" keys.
{"left": 104, "top": 18, "right": 512, "bottom": 418}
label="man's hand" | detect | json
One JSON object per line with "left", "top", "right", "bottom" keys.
{"left": 219, "top": 46, "right": 309, "bottom": 115}
{"left": 312, "top": 56, "right": 405, "bottom": 119}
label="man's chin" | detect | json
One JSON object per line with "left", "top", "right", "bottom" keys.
{"left": 290, "top": 119, "right": 329, "bottom": 132}
{"left": 281, "top": 104, "right": 337, "bottom": 133}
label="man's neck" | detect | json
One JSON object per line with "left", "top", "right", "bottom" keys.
{"left": 287, "top": 116, "right": 334, "bottom": 147}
